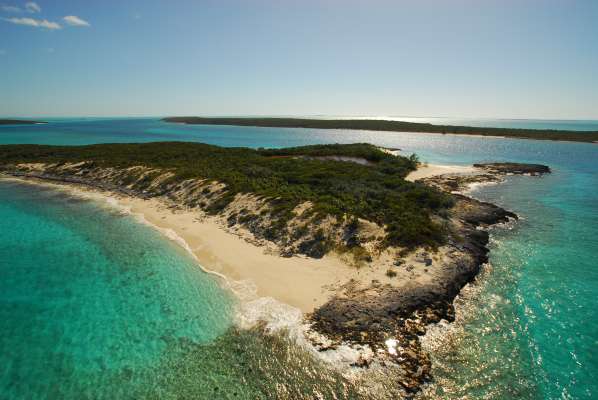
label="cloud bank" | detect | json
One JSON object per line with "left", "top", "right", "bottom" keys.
{"left": 63, "top": 15, "right": 90, "bottom": 27}
{"left": 4, "top": 16, "right": 61, "bottom": 29}
{"left": 1, "top": 5, "right": 91, "bottom": 30}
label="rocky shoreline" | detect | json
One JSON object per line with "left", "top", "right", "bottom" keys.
{"left": 0, "top": 161, "right": 550, "bottom": 397}
{"left": 307, "top": 162, "right": 549, "bottom": 394}
{"left": 422, "top": 162, "right": 550, "bottom": 193}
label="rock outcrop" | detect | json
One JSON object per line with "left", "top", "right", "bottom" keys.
{"left": 308, "top": 162, "right": 547, "bottom": 395}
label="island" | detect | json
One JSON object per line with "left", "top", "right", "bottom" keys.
{"left": 0, "top": 142, "right": 550, "bottom": 394}
{"left": 0, "top": 119, "right": 46, "bottom": 125}
{"left": 163, "top": 116, "right": 598, "bottom": 143}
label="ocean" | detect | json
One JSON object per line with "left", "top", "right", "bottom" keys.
{"left": 0, "top": 118, "right": 597, "bottom": 399}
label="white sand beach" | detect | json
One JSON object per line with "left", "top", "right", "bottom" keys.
{"left": 3, "top": 161, "right": 475, "bottom": 313}
{"left": 405, "top": 164, "right": 479, "bottom": 181}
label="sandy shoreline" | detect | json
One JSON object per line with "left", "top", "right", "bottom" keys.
{"left": 1, "top": 176, "right": 399, "bottom": 313}
{"left": 405, "top": 164, "right": 479, "bottom": 181}
{"left": 1, "top": 162, "right": 478, "bottom": 314}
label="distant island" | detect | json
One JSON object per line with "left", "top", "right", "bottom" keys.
{"left": 0, "top": 119, "right": 46, "bottom": 125}
{"left": 163, "top": 116, "right": 598, "bottom": 143}
{"left": 0, "top": 142, "right": 550, "bottom": 394}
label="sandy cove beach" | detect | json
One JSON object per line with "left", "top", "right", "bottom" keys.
{"left": 1, "top": 176, "right": 405, "bottom": 313}
{"left": 405, "top": 164, "right": 479, "bottom": 182}
{"left": 2, "top": 162, "right": 476, "bottom": 314}
{"left": 86, "top": 191, "right": 464, "bottom": 314}
{"left": 113, "top": 194, "right": 353, "bottom": 313}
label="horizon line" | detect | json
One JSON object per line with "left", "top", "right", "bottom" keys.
{"left": 3, "top": 114, "right": 598, "bottom": 122}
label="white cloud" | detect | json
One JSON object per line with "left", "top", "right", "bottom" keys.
{"left": 1, "top": 4, "right": 21, "bottom": 12}
{"left": 4, "top": 16, "right": 61, "bottom": 29}
{"left": 38, "top": 19, "right": 59, "bottom": 29}
{"left": 63, "top": 15, "right": 89, "bottom": 27}
{"left": 24, "top": 1, "right": 40, "bottom": 13}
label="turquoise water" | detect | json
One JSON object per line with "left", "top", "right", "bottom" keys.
{"left": 1, "top": 118, "right": 597, "bottom": 399}
{"left": 0, "top": 182, "right": 378, "bottom": 399}
{"left": 1, "top": 117, "right": 597, "bottom": 147}
{"left": 0, "top": 181, "right": 235, "bottom": 398}
{"left": 423, "top": 172, "right": 598, "bottom": 399}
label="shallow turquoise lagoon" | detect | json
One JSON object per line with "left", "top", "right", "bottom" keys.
{"left": 0, "top": 181, "right": 370, "bottom": 400}
{"left": 0, "top": 182, "right": 234, "bottom": 399}
{"left": 1, "top": 118, "right": 597, "bottom": 399}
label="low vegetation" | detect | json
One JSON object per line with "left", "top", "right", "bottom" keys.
{"left": 164, "top": 117, "right": 598, "bottom": 143}
{"left": 0, "top": 142, "right": 453, "bottom": 249}
{"left": 0, "top": 119, "right": 45, "bottom": 125}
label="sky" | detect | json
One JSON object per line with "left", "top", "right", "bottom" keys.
{"left": 1, "top": 0, "right": 597, "bottom": 119}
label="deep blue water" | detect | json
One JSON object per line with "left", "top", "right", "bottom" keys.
{"left": 1, "top": 118, "right": 597, "bottom": 399}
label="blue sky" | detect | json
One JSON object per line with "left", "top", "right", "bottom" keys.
{"left": 1, "top": 0, "right": 597, "bottom": 118}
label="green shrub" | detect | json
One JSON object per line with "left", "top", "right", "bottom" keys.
{"left": 0, "top": 142, "right": 453, "bottom": 249}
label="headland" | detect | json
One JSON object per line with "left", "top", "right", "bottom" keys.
{"left": 0, "top": 142, "right": 550, "bottom": 395}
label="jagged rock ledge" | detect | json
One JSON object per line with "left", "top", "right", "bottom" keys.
{"left": 306, "top": 162, "right": 549, "bottom": 394}
{"left": 422, "top": 162, "right": 551, "bottom": 193}
{"left": 474, "top": 162, "right": 550, "bottom": 175}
